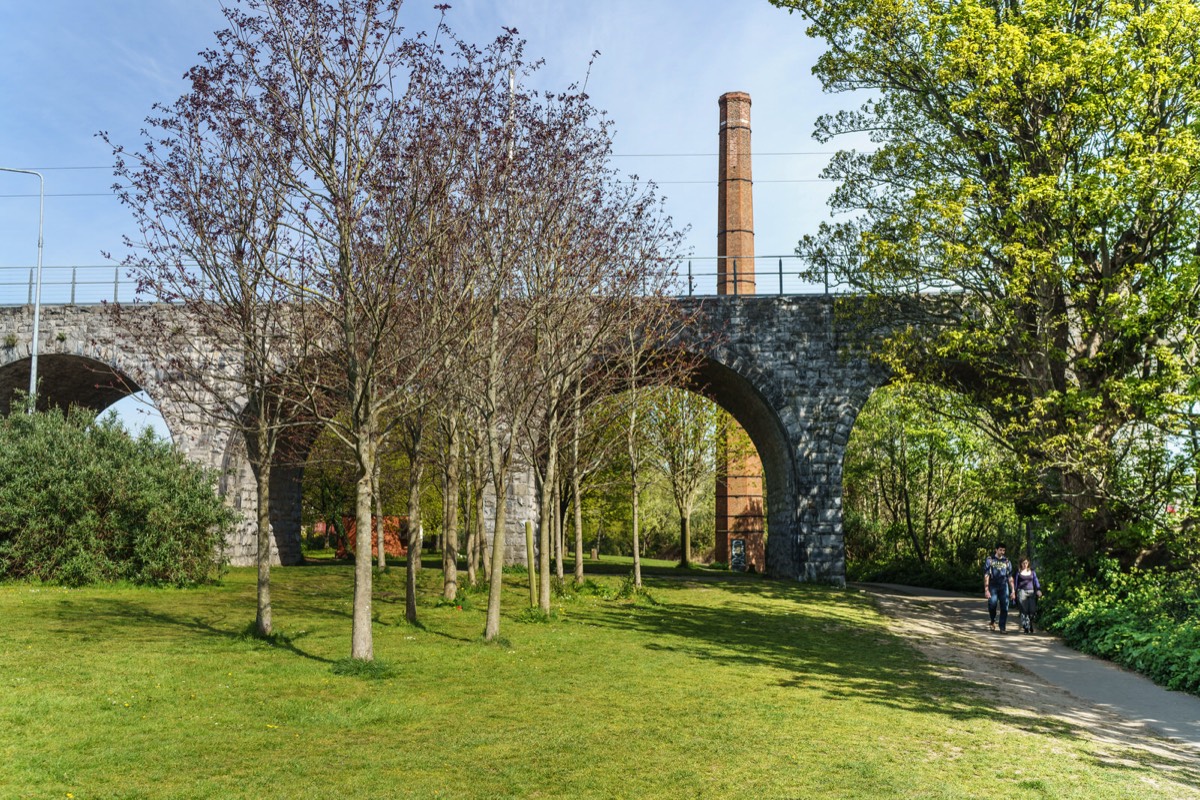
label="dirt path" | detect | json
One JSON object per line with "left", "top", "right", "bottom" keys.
{"left": 859, "top": 584, "right": 1200, "bottom": 789}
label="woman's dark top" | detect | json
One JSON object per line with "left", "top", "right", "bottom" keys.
{"left": 1015, "top": 569, "right": 1040, "bottom": 593}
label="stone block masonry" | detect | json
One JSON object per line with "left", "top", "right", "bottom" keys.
{"left": 0, "top": 295, "right": 901, "bottom": 582}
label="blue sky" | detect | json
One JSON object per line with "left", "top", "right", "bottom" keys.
{"left": 0, "top": 0, "right": 863, "bottom": 436}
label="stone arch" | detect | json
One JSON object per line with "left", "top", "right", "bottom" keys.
{"left": 682, "top": 354, "right": 799, "bottom": 576}
{"left": 0, "top": 306, "right": 188, "bottom": 443}
{"left": 0, "top": 352, "right": 143, "bottom": 416}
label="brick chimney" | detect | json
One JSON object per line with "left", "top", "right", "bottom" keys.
{"left": 714, "top": 91, "right": 764, "bottom": 572}
{"left": 717, "top": 91, "right": 754, "bottom": 295}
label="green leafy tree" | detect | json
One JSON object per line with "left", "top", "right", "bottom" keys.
{"left": 774, "top": 0, "right": 1200, "bottom": 559}
{"left": 844, "top": 384, "right": 1018, "bottom": 583}
{"left": 643, "top": 387, "right": 723, "bottom": 567}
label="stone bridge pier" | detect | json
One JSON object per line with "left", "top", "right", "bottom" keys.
{"left": 677, "top": 296, "right": 889, "bottom": 582}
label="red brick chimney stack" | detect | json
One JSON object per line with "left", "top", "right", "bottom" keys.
{"left": 714, "top": 92, "right": 765, "bottom": 572}
{"left": 717, "top": 91, "right": 755, "bottom": 295}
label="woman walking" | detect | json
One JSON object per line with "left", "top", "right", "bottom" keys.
{"left": 1015, "top": 557, "right": 1043, "bottom": 634}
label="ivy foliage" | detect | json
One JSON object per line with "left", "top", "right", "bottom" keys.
{"left": 1039, "top": 546, "right": 1200, "bottom": 693}
{"left": 0, "top": 405, "right": 233, "bottom": 586}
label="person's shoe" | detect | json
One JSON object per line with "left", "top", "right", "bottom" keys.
{"left": 989, "top": 622, "right": 996, "bottom": 631}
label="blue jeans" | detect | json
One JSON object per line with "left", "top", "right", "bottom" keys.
{"left": 988, "top": 584, "right": 1010, "bottom": 630}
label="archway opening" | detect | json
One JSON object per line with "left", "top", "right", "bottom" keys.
{"left": 578, "top": 356, "right": 794, "bottom": 574}
{"left": 841, "top": 382, "right": 1018, "bottom": 590}
{"left": 0, "top": 354, "right": 173, "bottom": 441}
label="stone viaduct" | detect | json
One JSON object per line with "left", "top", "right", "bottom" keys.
{"left": 0, "top": 296, "right": 892, "bottom": 583}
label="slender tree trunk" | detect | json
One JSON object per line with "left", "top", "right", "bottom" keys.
{"left": 246, "top": 410, "right": 276, "bottom": 639}
{"left": 483, "top": 317, "right": 507, "bottom": 639}
{"left": 537, "top": 483, "right": 552, "bottom": 612}
{"left": 538, "top": 437, "right": 557, "bottom": 613}
{"left": 628, "top": 397, "right": 643, "bottom": 589}
{"left": 254, "top": 460, "right": 273, "bottom": 637}
{"left": 679, "top": 509, "right": 691, "bottom": 568}
{"left": 571, "top": 380, "right": 585, "bottom": 585}
{"left": 374, "top": 458, "right": 386, "bottom": 570}
{"left": 554, "top": 478, "right": 565, "bottom": 582}
{"left": 406, "top": 429, "right": 425, "bottom": 625}
{"left": 478, "top": 481, "right": 491, "bottom": 582}
{"left": 631, "top": 472, "right": 642, "bottom": 589}
{"left": 442, "top": 420, "right": 461, "bottom": 601}
{"left": 351, "top": 441, "right": 376, "bottom": 661}
{"left": 405, "top": 455, "right": 424, "bottom": 623}
{"left": 464, "top": 460, "right": 478, "bottom": 588}
{"left": 484, "top": 470, "right": 507, "bottom": 640}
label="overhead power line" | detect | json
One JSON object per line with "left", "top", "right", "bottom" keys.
{"left": 13, "top": 151, "right": 857, "bottom": 172}
{"left": 0, "top": 178, "right": 840, "bottom": 199}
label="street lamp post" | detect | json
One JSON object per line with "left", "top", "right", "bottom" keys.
{"left": 0, "top": 167, "right": 45, "bottom": 412}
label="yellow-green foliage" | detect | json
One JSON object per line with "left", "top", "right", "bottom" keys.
{"left": 771, "top": 0, "right": 1200, "bottom": 559}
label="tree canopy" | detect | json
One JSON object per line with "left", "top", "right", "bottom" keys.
{"left": 774, "top": 0, "right": 1200, "bottom": 561}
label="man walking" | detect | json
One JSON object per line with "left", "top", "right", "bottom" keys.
{"left": 983, "top": 543, "right": 1016, "bottom": 632}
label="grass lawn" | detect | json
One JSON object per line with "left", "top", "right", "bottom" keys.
{"left": 1, "top": 563, "right": 1195, "bottom": 799}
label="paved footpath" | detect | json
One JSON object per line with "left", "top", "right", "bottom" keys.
{"left": 857, "top": 583, "right": 1200, "bottom": 753}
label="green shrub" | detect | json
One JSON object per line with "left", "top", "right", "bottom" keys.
{"left": 1039, "top": 550, "right": 1200, "bottom": 695}
{"left": 0, "top": 406, "right": 233, "bottom": 586}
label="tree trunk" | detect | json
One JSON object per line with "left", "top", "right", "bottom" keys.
{"left": 631, "top": 476, "right": 642, "bottom": 589}
{"left": 538, "top": 475, "right": 553, "bottom": 612}
{"left": 242, "top": 406, "right": 277, "bottom": 640}
{"left": 374, "top": 458, "right": 386, "bottom": 570}
{"left": 478, "top": 480, "right": 490, "bottom": 583}
{"left": 351, "top": 447, "right": 375, "bottom": 661}
{"left": 571, "top": 381, "right": 585, "bottom": 585}
{"left": 484, "top": 472, "right": 507, "bottom": 640}
{"left": 442, "top": 420, "right": 461, "bottom": 601}
{"left": 628, "top": 396, "right": 643, "bottom": 590}
{"left": 556, "top": 474, "right": 566, "bottom": 582}
{"left": 406, "top": 440, "right": 425, "bottom": 625}
{"left": 537, "top": 406, "right": 560, "bottom": 613}
{"left": 573, "top": 491, "right": 585, "bottom": 588}
{"left": 464, "top": 462, "right": 477, "bottom": 588}
{"left": 1059, "top": 469, "right": 1110, "bottom": 559}
{"left": 679, "top": 508, "right": 691, "bottom": 568}
{"left": 253, "top": 460, "right": 272, "bottom": 637}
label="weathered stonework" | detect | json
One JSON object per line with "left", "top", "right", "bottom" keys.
{"left": 677, "top": 295, "right": 890, "bottom": 584}
{"left": 0, "top": 297, "right": 896, "bottom": 582}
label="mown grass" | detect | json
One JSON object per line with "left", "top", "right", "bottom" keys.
{"left": 1, "top": 564, "right": 1196, "bottom": 799}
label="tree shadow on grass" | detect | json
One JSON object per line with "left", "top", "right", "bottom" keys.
{"left": 48, "top": 598, "right": 335, "bottom": 664}
{"left": 581, "top": 577, "right": 1200, "bottom": 788}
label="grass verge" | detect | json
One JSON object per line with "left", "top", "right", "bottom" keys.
{"left": 0, "top": 566, "right": 1195, "bottom": 798}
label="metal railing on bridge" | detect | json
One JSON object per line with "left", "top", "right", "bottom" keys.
{"left": 674, "top": 255, "right": 850, "bottom": 297}
{"left": 0, "top": 257, "right": 947, "bottom": 307}
{"left": 0, "top": 266, "right": 134, "bottom": 306}
{"left": 1, "top": 260, "right": 845, "bottom": 306}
